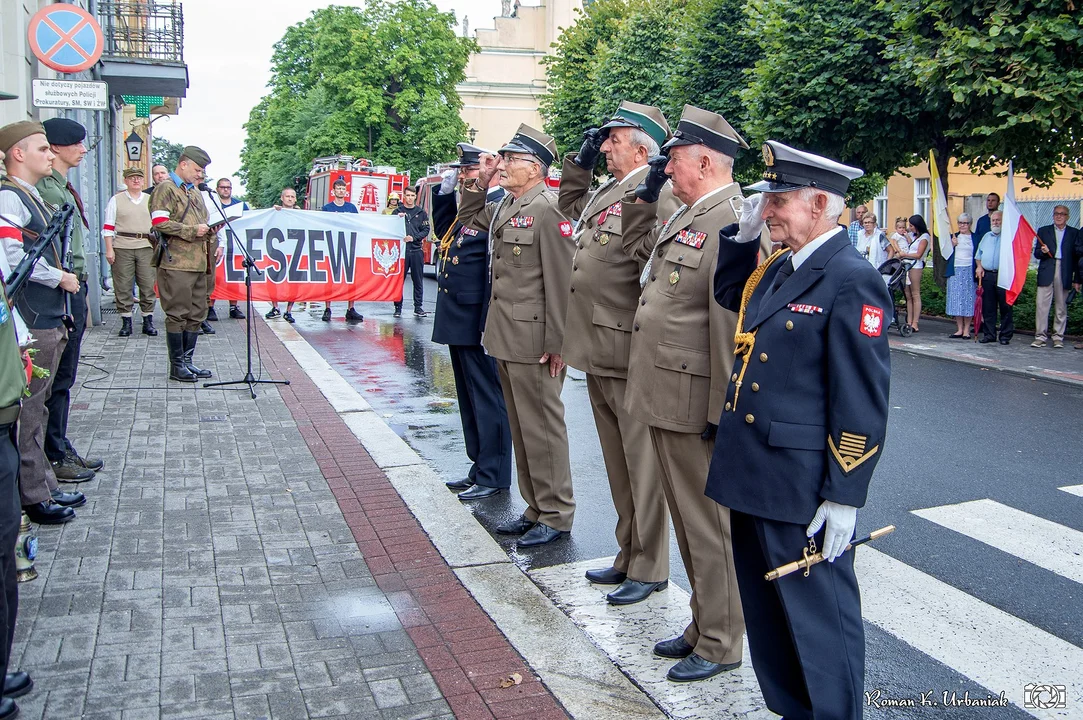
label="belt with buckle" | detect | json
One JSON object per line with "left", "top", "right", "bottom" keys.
{"left": 0, "top": 401, "right": 21, "bottom": 427}
{"left": 115, "top": 231, "right": 152, "bottom": 240}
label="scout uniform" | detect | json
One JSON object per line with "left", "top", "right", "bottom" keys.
{"left": 560, "top": 102, "right": 679, "bottom": 596}
{"left": 621, "top": 106, "right": 766, "bottom": 679}
{"left": 103, "top": 168, "right": 157, "bottom": 335}
{"left": 430, "top": 143, "right": 512, "bottom": 494}
{"left": 150, "top": 146, "right": 213, "bottom": 382}
{"left": 456, "top": 125, "right": 576, "bottom": 545}
{"left": 709, "top": 142, "right": 892, "bottom": 720}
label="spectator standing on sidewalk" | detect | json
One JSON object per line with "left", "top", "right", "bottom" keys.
{"left": 944, "top": 213, "right": 977, "bottom": 338}
{"left": 202, "top": 177, "right": 247, "bottom": 331}
{"left": 972, "top": 192, "right": 1000, "bottom": 244}
{"left": 897, "top": 215, "right": 930, "bottom": 332}
{"left": 0, "top": 121, "right": 87, "bottom": 524}
{"left": 1031, "top": 205, "right": 1080, "bottom": 349}
{"left": 975, "top": 210, "right": 1013, "bottom": 344}
{"left": 391, "top": 187, "right": 429, "bottom": 317}
{"left": 855, "top": 212, "right": 886, "bottom": 269}
{"left": 37, "top": 118, "right": 106, "bottom": 481}
{"left": 847, "top": 204, "right": 867, "bottom": 248}
{"left": 103, "top": 168, "right": 158, "bottom": 338}
{"left": 267, "top": 187, "right": 302, "bottom": 323}
{"left": 320, "top": 178, "right": 363, "bottom": 323}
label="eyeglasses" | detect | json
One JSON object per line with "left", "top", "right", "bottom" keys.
{"left": 503, "top": 156, "right": 537, "bottom": 166}
{"left": 958, "top": 220, "right": 970, "bottom": 224}
{"left": 1053, "top": 212, "right": 1068, "bottom": 216}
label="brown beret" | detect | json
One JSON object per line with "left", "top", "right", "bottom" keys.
{"left": 123, "top": 167, "right": 145, "bottom": 179}
{"left": 0, "top": 121, "right": 47, "bottom": 154}
{"left": 180, "top": 145, "right": 211, "bottom": 168}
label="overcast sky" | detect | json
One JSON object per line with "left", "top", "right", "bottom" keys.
{"left": 166, "top": 0, "right": 506, "bottom": 193}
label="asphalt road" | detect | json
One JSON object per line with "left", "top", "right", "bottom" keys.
{"left": 285, "top": 275, "right": 1081, "bottom": 718}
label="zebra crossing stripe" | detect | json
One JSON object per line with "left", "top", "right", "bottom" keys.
{"left": 858, "top": 546, "right": 1082, "bottom": 718}
{"left": 911, "top": 499, "right": 1083, "bottom": 585}
{"left": 1058, "top": 485, "right": 1083, "bottom": 498}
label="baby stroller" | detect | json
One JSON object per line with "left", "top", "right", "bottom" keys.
{"left": 877, "top": 257, "right": 913, "bottom": 337}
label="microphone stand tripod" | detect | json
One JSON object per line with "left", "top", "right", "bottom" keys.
{"left": 199, "top": 185, "right": 290, "bottom": 399}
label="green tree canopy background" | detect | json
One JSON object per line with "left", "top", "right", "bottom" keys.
{"left": 151, "top": 136, "right": 184, "bottom": 170}
{"left": 240, "top": 1, "right": 475, "bottom": 208}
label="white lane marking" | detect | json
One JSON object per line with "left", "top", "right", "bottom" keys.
{"left": 858, "top": 546, "right": 1082, "bottom": 719}
{"left": 912, "top": 499, "right": 1083, "bottom": 585}
{"left": 1058, "top": 485, "right": 1083, "bottom": 498}
{"left": 530, "top": 557, "right": 774, "bottom": 720}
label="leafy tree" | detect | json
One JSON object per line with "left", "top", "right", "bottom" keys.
{"left": 240, "top": 1, "right": 474, "bottom": 208}
{"left": 152, "top": 135, "right": 184, "bottom": 169}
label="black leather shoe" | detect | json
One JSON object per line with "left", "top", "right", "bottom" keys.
{"left": 516, "top": 522, "right": 568, "bottom": 548}
{"left": 445, "top": 477, "right": 474, "bottom": 491}
{"left": 141, "top": 315, "right": 157, "bottom": 336}
{"left": 585, "top": 567, "right": 626, "bottom": 585}
{"left": 0, "top": 697, "right": 17, "bottom": 719}
{"left": 978, "top": 336, "right": 996, "bottom": 344}
{"left": 653, "top": 635, "right": 694, "bottom": 659}
{"left": 3, "top": 671, "right": 32, "bottom": 698}
{"left": 200, "top": 320, "right": 216, "bottom": 335}
{"left": 607, "top": 579, "right": 668, "bottom": 605}
{"left": 666, "top": 653, "right": 741, "bottom": 682}
{"left": 23, "top": 501, "right": 75, "bottom": 525}
{"left": 999, "top": 338, "right": 1011, "bottom": 345}
{"left": 118, "top": 317, "right": 132, "bottom": 337}
{"left": 495, "top": 516, "right": 534, "bottom": 535}
{"left": 206, "top": 306, "right": 219, "bottom": 321}
{"left": 458, "top": 485, "right": 501, "bottom": 501}
{"left": 50, "top": 489, "right": 86, "bottom": 508}
{"left": 229, "top": 305, "right": 245, "bottom": 319}
{"left": 345, "top": 307, "right": 364, "bottom": 322}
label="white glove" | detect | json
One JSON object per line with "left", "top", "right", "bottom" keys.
{"left": 806, "top": 500, "right": 857, "bottom": 563}
{"left": 439, "top": 168, "right": 458, "bottom": 195}
{"left": 737, "top": 193, "right": 768, "bottom": 244}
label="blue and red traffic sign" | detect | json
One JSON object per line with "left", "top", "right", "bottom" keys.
{"left": 27, "top": 4, "right": 104, "bottom": 74}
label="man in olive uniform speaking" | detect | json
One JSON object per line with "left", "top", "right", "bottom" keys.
{"left": 560, "top": 102, "right": 679, "bottom": 605}
{"left": 709, "top": 142, "right": 890, "bottom": 720}
{"left": 621, "top": 105, "right": 767, "bottom": 683}
{"left": 456, "top": 125, "right": 575, "bottom": 548}
{"left": 150, "top": 146, "right": 217, "bottom": 382}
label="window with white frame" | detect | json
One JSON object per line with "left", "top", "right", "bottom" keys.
{"left": 874, "top": 186, "right": 889, "bottom": 231}
{"left": 914, "top": 178, "right": 931, "bottom": 223}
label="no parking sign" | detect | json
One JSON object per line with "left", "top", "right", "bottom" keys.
{"left": 27, "top": 4, "right": 104, "bottom": 74}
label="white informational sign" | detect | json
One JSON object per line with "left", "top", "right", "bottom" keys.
{"left": 32, "top": 79, "right": 108, "bottom": 110}
{"left": 351, "top": 174, "right": 390, "bottom": 214}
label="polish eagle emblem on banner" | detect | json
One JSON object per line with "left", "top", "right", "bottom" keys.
{"left": 371, "top": 239, "right": 402, "bottom": 278}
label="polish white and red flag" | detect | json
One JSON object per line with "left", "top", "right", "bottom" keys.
{"left": 996, "top": 161, "right": 1037, "bottom": 305}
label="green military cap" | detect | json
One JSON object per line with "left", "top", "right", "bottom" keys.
{"left": 662, "top": 105, "right": 749, "bottom": 158}
{"left": 180, "top": 145, "right": 211, "bottom": 168}
{"left": 498, "top": 124, "right": 558, "bottom": 168}
{"left": 600, "top": 101, "right": 671, "bottom": 147}
{"left": 123, "top": 167, "right": 145, "bottom": 179}
{"left": 749, "top": 140, "right": 864, "bottom": 196}
{"left": 0, "top": 121, "right": 47, "bottom": 154}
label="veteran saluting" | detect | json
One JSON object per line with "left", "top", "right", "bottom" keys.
{"left": 710, "top": 142, "right": 892, "bottom": 720}
{"left": 560, "top": 102, "right": 679, "bottom": 605}
{"left": 150, "top": 146, "right": 215, "bottom": 383}
{"left": 621, "top": 105, "right": 767, "bottom": 682}
{"left": 456, "top": 125, "right": 575, "bottom": 548}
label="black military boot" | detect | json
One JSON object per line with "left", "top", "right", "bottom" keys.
{"left": 118, "top": 317, "right": 133, "bottom": 337}
{"left": 182, "top": 331, "right": 212, "bottom": 379}
{"left": 142, "top": 315, "right": 158, "bottom": 336}
{"left": 167, "top": 332, "right": 196, "bottom": 382}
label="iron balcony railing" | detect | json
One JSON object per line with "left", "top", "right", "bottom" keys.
{"left": 97, "top": 0, "right": 184, "bottom": 64}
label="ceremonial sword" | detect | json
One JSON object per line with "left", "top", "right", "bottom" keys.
{"left": 765, "top": 525, "right": 896, "bottom": 581}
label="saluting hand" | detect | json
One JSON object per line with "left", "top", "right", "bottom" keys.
{"left": 634, "top": 154, "right": 670, "bottom": 203}
{"left": 478, "top": 153, "right": 501, "bottom": 188}
{"left": 738, "top": 193, "right": 768, "bottom": 244}
{"left": 574, "top": 128, "right": 604, "bottom": 170}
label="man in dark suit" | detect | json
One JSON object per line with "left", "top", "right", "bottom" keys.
{"left": 972, "top": 191, "right": 1000, "bottom": 244}
{"left": 1031, "top": 205, "right": 1080, "bottom": 349}
{"left": 430, "top": 143, "right": 512, "bottom": 500}
{"left": 709, "top": 141, "right": 892, "bottom": 720}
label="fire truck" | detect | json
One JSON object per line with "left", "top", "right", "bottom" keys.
{"left": 305, "top": 155, "right": 411, "bottom": 214}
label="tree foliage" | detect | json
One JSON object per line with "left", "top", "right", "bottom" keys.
{"left": 240, "top": 1, "right": 474, "bottom": 207}
{"left": 151, "top": 135, "right": 184, "bottom": 169}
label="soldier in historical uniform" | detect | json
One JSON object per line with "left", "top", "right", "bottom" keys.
{"left": 709, "top": 141, "right": 891, "bottom": 720}
{"left": 456, "top": 125, "right": 575, "bottom": 548}
{"left": 150, "top": 146, "right": 216, "bottom": 382}
{"left": 103, "top": 167, "right": 158, "bottom": 337}
{"left": 621, "top": 105, "right": 767, "bottom": 682}
{"left": 560, "top": 102, "right": 679, "bottom": 605}
{"left": 430, "top": 143, "right": 512, "bottom": 500}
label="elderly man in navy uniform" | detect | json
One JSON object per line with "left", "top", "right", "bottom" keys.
{"left": 431, "top": 143, "right": 512, "bottom": 500}
{"left": 709, "top": 141, "right": 892, "bottom": 720}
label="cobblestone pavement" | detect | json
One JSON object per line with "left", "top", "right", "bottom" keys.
{"left": 9, "top": 305, "right": 564, "bottom": 719}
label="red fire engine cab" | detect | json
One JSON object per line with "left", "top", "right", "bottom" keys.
{"left": 305, "top": 155, "right": 411, "bottom": 214}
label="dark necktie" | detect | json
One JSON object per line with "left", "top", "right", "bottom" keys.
{"left": 761, "top": 256, "right": 794, "bottom": 307}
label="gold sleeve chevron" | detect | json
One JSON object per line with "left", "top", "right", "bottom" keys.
{"left": 828, "top": 431, "right": 880, "bottom": 475}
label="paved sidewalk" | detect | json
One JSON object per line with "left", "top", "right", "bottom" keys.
{"left": 888, "top": 316, "right": 1083, "bottom": 388}
{"left": 10, "top": 306, "right": 567, "bottom": 719}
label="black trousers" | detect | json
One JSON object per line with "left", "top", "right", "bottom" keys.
{"left": 449, "top": 345, "right": 511, "bottom": 488}
{"left": 45, "top": 279, "right": 87, "bottom": 461}
{"left": 0, "top": 423, "right": 22, "bottom": 682}
{"left": 394, "top": 248, "right": 425, "bottom": 313}
{"left": 979, "top": 270, "right": 1014, "bottom": 342}
{"left": 730, "top": 510, "right": 865, "bottom": 720}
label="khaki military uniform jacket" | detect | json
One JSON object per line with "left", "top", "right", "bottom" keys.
{"left": 458, "top": 180, "right": 573, "bottom": 364}
{"left": 150, "top": 178, "right": 210, "bottom": 273}
{"left": 622, "top": 184, "right": 745, "bottom": 434}
{"left": 559, "top": 157, "right": 680, "bottom": 378}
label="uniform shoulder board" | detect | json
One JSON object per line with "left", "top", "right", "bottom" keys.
{"left": 674, "top": 229, "right": 707, "bottom": 248}
{"left": 509, "top": 216, "right": 534, "bottom": 228}
{"left": 728, "top": 195, "right": 743, "bottom": 218}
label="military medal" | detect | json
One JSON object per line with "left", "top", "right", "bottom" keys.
{"left": 456, "top": 239, "right": 463, "bottom": 247}
{"left": 513, "top": 246, "right": 522, "bottom": 257}
{"left": 669, "top": 269, "right": 680, "bottom": 285}
{"left": 509, "top": 216, "right": 534, "bottom": 228}
{"left": 674, "top": 230, "right": 707, "bottom": 248}
{"left": 452, "top": 256, "right": 459, "bottom": 265}
{"left": 599, "top": 232, "right": 610, "bottom": 246}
